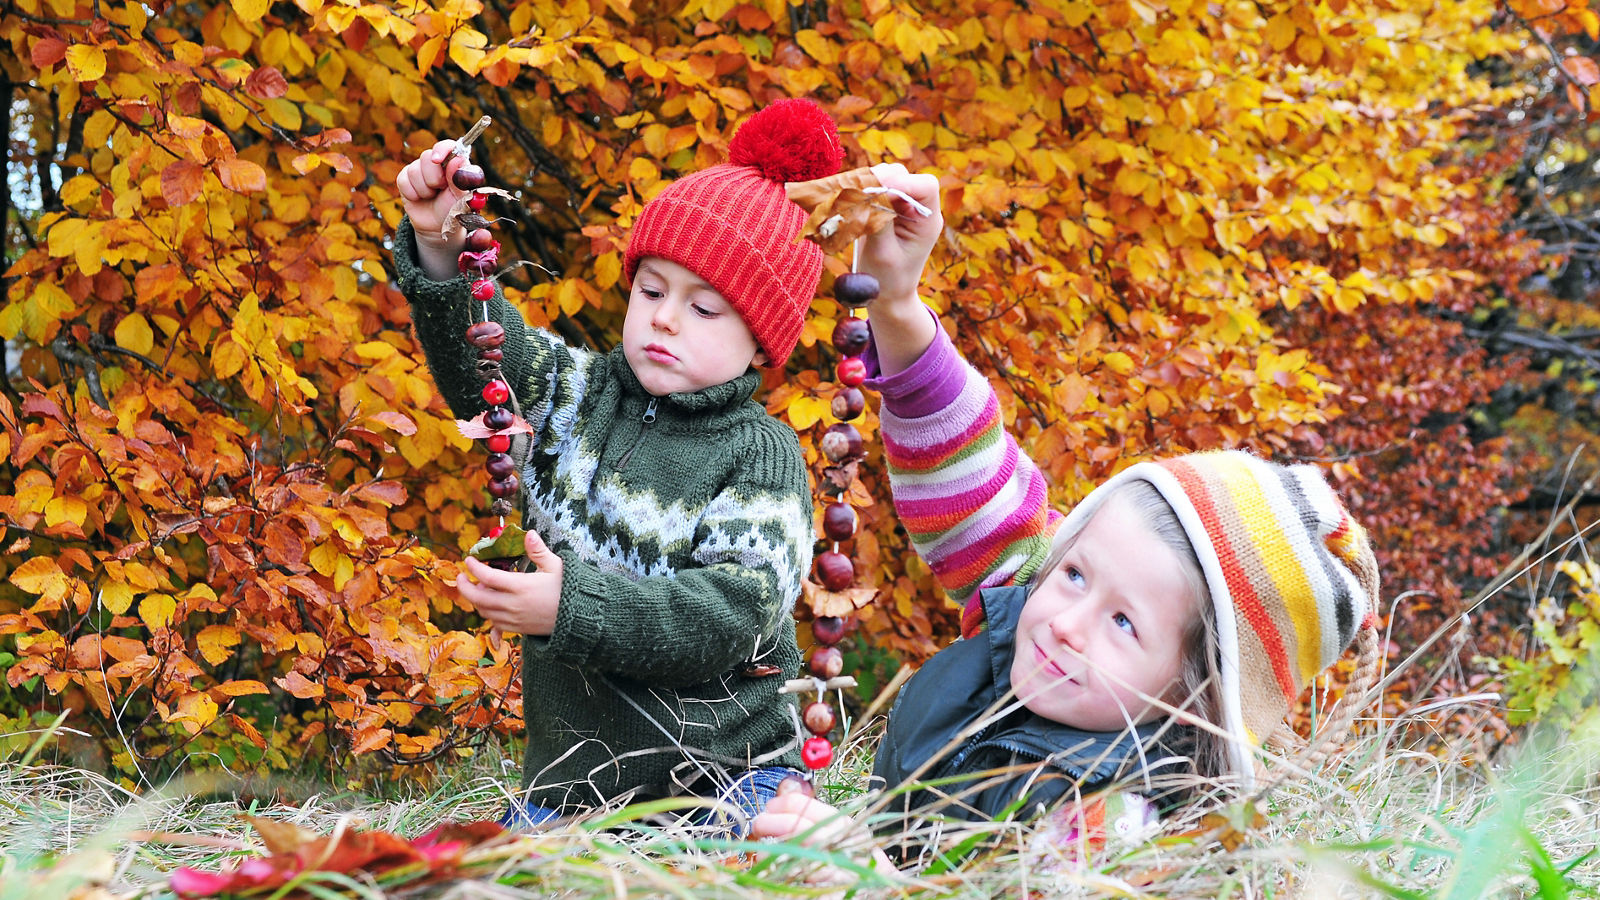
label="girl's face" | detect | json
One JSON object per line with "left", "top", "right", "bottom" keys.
{"left": 622, "top": 257, "right": 766, "bottom": 396}
{"left": 1009, "top": 494, "right": 1201, "bottom": 732}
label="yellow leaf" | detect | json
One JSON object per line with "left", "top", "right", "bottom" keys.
{"left": 787, "top": 395, "right": 829, "bottom": 430}
{"left": 1265, "top": 14, "right": 1296, "bottom": 52}
{"left": 213, "top": 340, "right": 248, "bottom": 380}
{"left": 45, "top": 494, "right": 88, "bottom": 528}
{"left": 140, "top": 593, "right": 177, "bottom": 629}
{"left": 594, "top": 252, "right": 622, "bottom": 291}
{"left": 9, "top": 557, "right": 64, "bottom": 594}
{"left": 170, "top": 692, "right": 219, "bottom": 734}
{"left": 628, "top": 156, "right": 658, "bottom": 182}
{"left": 65, "top": 44, "right": 106, "bottom": 81}
{"left": 796, "top": 29, "right": 836, "bottom": 65}
{"left": 101, "top": 580, "right": 137, "bottom": 616}
{"left": 353, "top": 341, "right": 396, "bottom": 360}
{"left": 114, "top": 313, "right": 155, "bottom": 356}
{"left": 232, "top": 0, "right": 270, "bottom": 22}
{"left": 1101, "top": 351, "right": 1136, "bottom": 375}
{"left": 197, "top": 624, "right": 242, "bottom": 665}
{"left": 60, "top": 175, "right": 98, "bottom": 206}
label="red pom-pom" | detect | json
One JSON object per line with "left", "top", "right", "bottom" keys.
{"left": 728, "top": 98, "right": 843, "bottom": 184}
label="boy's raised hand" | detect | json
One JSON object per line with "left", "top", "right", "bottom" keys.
{"left": 457, "top": 529, "right": 564, "bottom": 636}
{"left": 397, "top": 140, "right": 476, "bottom": 280}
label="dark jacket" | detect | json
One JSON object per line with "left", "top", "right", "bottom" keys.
{"left": 872, "top": 585, "right": 1189, "bottom": 830}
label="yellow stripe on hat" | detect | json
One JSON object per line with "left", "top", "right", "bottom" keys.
{"left": 1214, "top": 455, "right": 1324, "bottom": 685}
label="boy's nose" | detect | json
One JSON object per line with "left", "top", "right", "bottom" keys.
{"left": 652, "top": 298, "right": 679, "bottom": 332}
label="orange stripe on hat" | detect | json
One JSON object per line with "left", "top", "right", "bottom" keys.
{"left": 1168, "top": 458, "right": 1298, "bottom": 702}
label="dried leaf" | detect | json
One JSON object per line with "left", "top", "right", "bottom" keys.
{"left": 785, "top": 167, "right": 896, "bottom": 253}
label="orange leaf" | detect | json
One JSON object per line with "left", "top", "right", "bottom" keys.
{"left": 31, "top": 37, "right": 68, "bottom": 68}
{"left": 161, "top": 160, "right": 204, "bottom": 206}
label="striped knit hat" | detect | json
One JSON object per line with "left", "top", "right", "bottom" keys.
{"left": 1048, "top": 450, "right": 1380, "bottom": 782}
{"left": 624, "top": 99, "right": 843, "bottom": 368}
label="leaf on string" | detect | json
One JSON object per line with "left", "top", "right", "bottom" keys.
{"left": 468, "top": 523, "right": 527, "bottom": 560}
{"left": 455, "top": 411, "right": 534, "bottom": 440}
{"left": 802, "top": 578, "right": 877, "bottom": 618}
{"left": 784, "top": 166, "right": 896, "bottom": 254}
{"left": 441, "top": 186, "right": 516, "bottom": 244}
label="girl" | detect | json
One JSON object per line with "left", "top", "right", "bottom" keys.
{"left": 751, "top": 165, "right": 1382, "bottom": 861}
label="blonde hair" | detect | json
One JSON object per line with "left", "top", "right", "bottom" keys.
{"left": 1029, "top": 480, "right": 1230, "bottom": 781}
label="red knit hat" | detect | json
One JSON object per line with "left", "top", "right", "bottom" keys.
{"left": 624, "top": 99, "right": 844, "bottom": 367}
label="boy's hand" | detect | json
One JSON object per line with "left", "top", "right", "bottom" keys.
{"left": 457, "top": 529, "right": 564, "bottom": 636}
{"left": 397, "top": 140, "right": 474, "bottom": 279}
{"left": 751, "top": 793, "right": 897, "bottom": 883}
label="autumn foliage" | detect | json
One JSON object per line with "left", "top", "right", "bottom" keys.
{"left": 2, "top": 0, "right": 1598, "bottom": 782}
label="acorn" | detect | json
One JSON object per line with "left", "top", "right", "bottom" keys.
{"left": 803, "top": 701, "right": 837, "bottom": 736}
{"left": 453, "top": 163, "right": 486, "bottom": 191}
{"left": 486, "top": 452, "right": 515, "bottom": 479}
{"left": 822, "top": 503, "right": 857, "bottom": 541}
{"left": 831, "top": 317, "right": 871, "bottom": 356}
{"left": 487, "top": 474, "right": 519, "bottom": 498}
{"left": 811, "top": 615, "right": 848, "bottom": 646}
{"left": 465, "top": 228, "right": 495, "bottom": 252}
{"left": 831, "top": 387, "right": 865, "bottom": 421}
{"left": 808, "top": 645, "right": 844, "bottom": 679}
{"left": 819, "top": 424, "right": 863, "bottom": 462}
{"left": 466, "top": 321, "right": 506, "bottom": 349}
{"left": 834, "top": 272, "right": 880, "bottom": 308}
{"left": 815, "top": 551, "right": 854, "bottom": 591}
{"left": 485, "top": 407, "right": 515, "bottom": 430}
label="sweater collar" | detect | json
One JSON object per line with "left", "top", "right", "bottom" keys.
{"left": 608, "top": 347, "right": 761, "bottom": 414}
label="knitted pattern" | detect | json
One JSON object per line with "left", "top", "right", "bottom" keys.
{"left": 1052, "top": 452, "right": 1380, "bottom": 782}
{"left": 395, "top": 218, "right": 810, "bottom": 808}
{"left": 624, "top": 99, "right": 843, "bottom": 367}
{"left": 864, "top": 315, "right": 1380, "bottom": 785}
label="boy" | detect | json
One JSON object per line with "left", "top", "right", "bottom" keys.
{"left": 392, "top": 100, "right": 845, "bottom": 824}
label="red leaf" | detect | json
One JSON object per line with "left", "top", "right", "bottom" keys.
{"left": 1565, "top": 55, "right": 1599, "bottom": 87}
{"left": 161, "top": 160, "right": 204, "bottom": 206}
{"left": 216, "top": 158, "right": 266, "bottom": 193}
{"left": 31, "top": 37, "right": 67, "bottom": 68}
{"left": 243, "top": 64, "right": 289, "bottom": 99}
{"left": 366, "top": 410, "right": 417, "bottom": 435}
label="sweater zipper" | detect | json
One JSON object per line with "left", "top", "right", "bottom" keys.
{"left": 614, "top": 397, "right": 658, "bottom": 471}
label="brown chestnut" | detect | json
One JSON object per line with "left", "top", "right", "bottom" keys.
{"left": 486, "top": 474, "right": 519, "bottom": 498}
{"left": 832, "top": 317, "right": 871, "bottom": 355}
{"left": 811, "top": 615, "right": 848, "bottom": 646}
{"left": 485, "top": 407, "right": 515, "bottom": 430}
{"left": 815, "top": 551, "right": 854, "bottom": 591}
{"left": 803, "top": 701, "right": 837, "bottom": 736}
{"left": 831, "top": 387, "right": 865, "bottom": 421}
{"left": 465, "top": 228, "right": 495, "bottom": 252}
{"left": 466, "top": 321, "right": 506, "bottom": 349}
{"left": 822, "top": 503, "right": 857, "bottom": 541}
{"left": 819, "top": 424, "right": 864, "bottom": 462}
{"left": 808, "top": 645, "right": 844, "bottom": 679}
{"left": 485, "top": 452, "right": 515, "bottom": 479}
{"left": 834, "top": 272, "right": 880, "bottom": 308}
{"left": 452, "top": 163, "right": 486, "bottom": 191}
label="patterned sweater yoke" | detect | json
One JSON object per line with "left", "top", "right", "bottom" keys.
{"left": 393, "top": 218, "right": 810, "bottom": 807}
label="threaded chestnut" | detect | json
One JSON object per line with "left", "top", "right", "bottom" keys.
{"left": 485, "top": 407, "right": 515, "bottom": 430}
{"left": 486, "top": 474, "right": 519, "bottom": 498}
{"left": 811, "top": 616, "right": 848, "bottom": 646}
{"left": 820, "top": 424, "right": 864, "bottom": 462}
{"left": 486, "top": 452, "right": 515, "bottom": 479}
{"left": 834, "top": 272, "right": 880, "bottom": 308}
{"left": 831, "top": 317, "right": 871, "bottom": 355}
{"left": 808, "top": 645, "right": 844, "bottom": 679}
{"left": 453, "top": 164, "right": 486, "bottom": 191}
{"left": 815, "top": 551, "right": 854, "bottom": 591}
{"left": 465, "top": 228, "right": 495, "bottom": 252}
{"left": 831, "top": 387, "right": 865, "bottom": 421}
{"left": 822, "top": 503, "right": 857, "bottom": 541}
{"left": 803, "top": 701, "right": 837, "bottom": 736}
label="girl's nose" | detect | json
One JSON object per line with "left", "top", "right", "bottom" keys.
{"left": 1048, "top": 609, "right": 1086, "bottom": 650}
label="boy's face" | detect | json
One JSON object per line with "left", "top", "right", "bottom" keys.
{"left": 623, "top": 257, "right": 767, "bottom": 396}
{"left": 1009, "top": 494, "right": 1201, "bottom": 732}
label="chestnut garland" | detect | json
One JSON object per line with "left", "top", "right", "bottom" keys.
{"left": 452, "top": 168, "right": 522, "bottom": 566}
{"left": 778, "top": 269, "right": 881, "bottom": 792}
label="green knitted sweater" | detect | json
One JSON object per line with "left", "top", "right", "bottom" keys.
{"left": 393, "top": 219, "right": 809, "bottom": 808}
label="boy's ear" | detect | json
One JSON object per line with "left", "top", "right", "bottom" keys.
{"left": 752, "top": 349, "right": 769, "bottom": 367}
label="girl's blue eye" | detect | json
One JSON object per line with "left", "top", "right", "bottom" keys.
{"left": 1113, "top": 612, "right": 1135, "bottom": 636}
{"left": 1064, "top": 566, "right": 1086, "bottom": 587}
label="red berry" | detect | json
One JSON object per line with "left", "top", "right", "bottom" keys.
{"left": 453, "top": 163, "right": 486, "bottom": 191}
{"left": 468, "top": 191, "right": 488, "bottom": 211}
{"left": 481, "top": 380, "right": 510, "bottom": 405}
{"left": 831, "top": 317, "right": 871, "bottom": 356}
{"left": 815, "top": 551, "right": 854, "bottom": 591}
{"left": 776, "top": 774, "right": 814, "bottom": 797}
{"left": 488, "top": 524, "right": 504, "bottom": 539}
{"left": 808, "top": 645, "right": 844, "bottom": 679}
{"left": 822, "top": 503, "right": 857, "bottom": 541}
{"left": 811, "top": 616, "right": 848, "bottom": 646}
{"left": 470, "top": 279, "right": 495, "bottom": 301}
{"left": 466, "top": 321, "right": 506, "bottom": 349}
{"left": 486, "top": 474, "right": 519, "bottom": 498}
{"left": 834, "top": 272, "right": 880, "bottom": 308}
{"left": 819, "top": 424, "right": 863, "bottom": 462}
{"left": 831, "top": 387, "right": 865, "bottom": 421}
{"left": 803, "top": 701, "right": 837, "bottom": 736}
{"left": 801, "top": 736, "right": 834, "bottom": 770}
{"left": 465, "top": 228, "right": 495, "bottom": 252}
{"left": 836, "top": 357, "right": 867, "bottom": 387}
{"left": 485, "top": 452, "right": 515, "bottom": 478}
{"left": 486, "top": 433, "right": 511, "bottom": 453}
{"left": 485, "top": 407, "right": 515, "bottom": 430}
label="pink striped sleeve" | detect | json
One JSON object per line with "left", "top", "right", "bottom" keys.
{"left": 863, "top": 316, "right": 1064, "bottom": 627}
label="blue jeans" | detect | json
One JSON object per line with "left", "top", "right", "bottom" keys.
{"left": 498, "top": 766, "right": 803, "bottom": 833}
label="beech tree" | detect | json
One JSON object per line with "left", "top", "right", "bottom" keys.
{"left": 2, "top": 0, "right": 1595, "bottom": 781}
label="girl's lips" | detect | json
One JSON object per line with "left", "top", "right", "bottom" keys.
{"left": 1033, "top": 641, "right": 1073, "bottom": 683}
